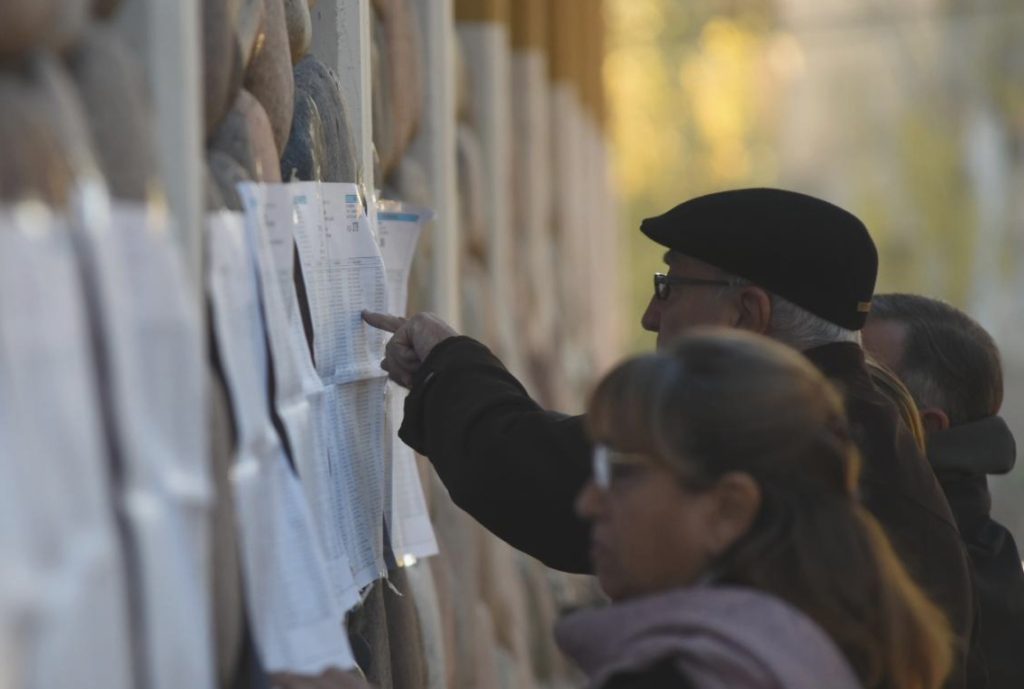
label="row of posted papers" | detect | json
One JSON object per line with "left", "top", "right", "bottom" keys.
{"left": 0, "top": 182, "right": 438, "bottom": 688}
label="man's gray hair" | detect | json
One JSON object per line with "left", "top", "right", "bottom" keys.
{"left": 715, "top": 272, "right": 861, "bottom": 350}
{"left": 767, "top": 294, "right": 861, "bottom": 350}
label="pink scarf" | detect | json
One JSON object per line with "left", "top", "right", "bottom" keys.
{"left": 555, "top": 586, "right": 862, "bottom": 689}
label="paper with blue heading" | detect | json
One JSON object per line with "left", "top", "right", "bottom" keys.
{"left": 238, "top": 182, "right": 361, "bottom": 611}
{"left": 376, "top": 201, "right": 439, "bottom": 561}
{"left": 289, "top": 182, "right": 388, "bottom": 587}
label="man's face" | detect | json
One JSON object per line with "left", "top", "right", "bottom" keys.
{"left": 641, "top": 252, "right": 740, "bottom": 350}
{"left": 861, "top": 317, "right": 908, "bottom": 373}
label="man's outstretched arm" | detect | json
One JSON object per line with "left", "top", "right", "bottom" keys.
{"left": 364, "top": 312, "right": 592, "bottom": 573}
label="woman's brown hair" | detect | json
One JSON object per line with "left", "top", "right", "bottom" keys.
{"left": 587, "top": 328, "right": 952, "bottom": 689}
{"left": 867, "top": 356, "right": 928, "bottom": 453}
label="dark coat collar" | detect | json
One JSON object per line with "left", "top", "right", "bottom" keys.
{"left": 802, "top": 342, "right": 867, "bottom": 380}
{"left": 928, "top": 416, "right": 1017, "bottom": 477}
{"left": 929, "top": 417, "right": 1016, "bottom": 533}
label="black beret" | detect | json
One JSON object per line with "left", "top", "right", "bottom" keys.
{"left": 640, "top": 188, "right": 878, "bottom": 330}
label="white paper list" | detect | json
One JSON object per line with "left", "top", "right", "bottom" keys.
{"left": 206, "top": 210, "right": 355, "bottom": 674}
{"left": 376, "top": 202, "right": 439, "bottom": 561}
{"left": 238, "top": 183, "right": 361, "bottom": 611}
{"left": 78, "top": 200, "right": 216, "bottom": 689}
{"left": 291, "top": 183, "right": 388, "bottom": 384}
{"left": 320, "top": 378, "right": 388, "bottom": 586}
{"left": 290, "top": 182, "right": 389, "bottom": 586}
{"left": 386, "top": 388, "right": 439, "bottom": 561}
{"left": 253, "top": 182, "right": 302, "bottom": 320}
{"left": 0, "top": 204, "right": 134, "bottom": 689}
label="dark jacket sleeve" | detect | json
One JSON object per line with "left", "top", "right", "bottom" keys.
{"left": 603, "top": 659, "right": 696, "bottom": 689}
{"left": 398, "top": 336, "right": 593, "bottom": 573}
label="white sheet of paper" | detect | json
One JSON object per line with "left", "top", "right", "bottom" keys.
{"left": 291, "top": 183, "right": 388, "bottom": 384}
{"left": 385, "top": 387, "right": 439, "bottom": 560}
{"left": 319, "top": 379, "right": 388, "bottom": 587}
{"left": 0, "top": 204, "right": 134, "bottom": 689}
{"left": 251, "top": 182, "right": 302, "bottom": 321}
{"left": 78, "top": 200, "right": 216, "bottom": 689}
{"left": 376, "top": 202, "right": 431, "bottom": 315}
{"left": 238, "top": 183, "right": 361, "bottom": 611}
{"left": 376, "top": 202, "right": 439, "bottom": 560}
{"left": 290, "top": 182, "right": 389, "bottom": 585}
{"left": 206, "top": 210, "right": 355, "bottom": 673}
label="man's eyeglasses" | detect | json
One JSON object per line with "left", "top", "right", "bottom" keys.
{"left": 653, "top": 273, "right": 737, "bottom": 301}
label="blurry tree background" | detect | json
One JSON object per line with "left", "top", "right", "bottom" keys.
{"left": 605, "top": 0, "right": 1024, "bottom": 538}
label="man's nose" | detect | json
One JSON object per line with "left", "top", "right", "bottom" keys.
{"left": 641, "top": 295, "right": 661, "bottom": 332}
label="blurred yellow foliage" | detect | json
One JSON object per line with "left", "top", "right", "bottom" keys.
{"left": 605, "top": 0, "right": 778, "bottom": 350}
{"left": 604, "top": 0, "right": 1024, "bottom": 353}
{"left": 604, "top": 45, "right": 678, "bottom": 199}
{"left": 681, "top": 19, "right": 761, "bottom": 181}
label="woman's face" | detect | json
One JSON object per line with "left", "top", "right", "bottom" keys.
{"left": 575, "top": 447, "right": 729, "bottom": 601}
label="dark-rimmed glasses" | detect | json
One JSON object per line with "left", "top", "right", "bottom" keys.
{"left": 653, "top": 273, "right": 737, "bottom": 301}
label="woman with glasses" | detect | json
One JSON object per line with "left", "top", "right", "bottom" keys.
{"left": 557, "top": 328, "right": 952, "bottom": 689}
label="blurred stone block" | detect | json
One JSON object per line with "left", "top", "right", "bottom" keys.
{"left": 245, "top": 0, "right": 294, "bottom": 153}
{"left": 67, "top": 24, "right": 159, "bottom": 200}
{"left": 209, "top": 89, "right": 283, "bottom": 183}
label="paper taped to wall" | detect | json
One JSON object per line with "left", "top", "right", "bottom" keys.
{"left": 290, "top": 182, "right": 389, "bottom": 586}
{"left": 0, "top": 204, "right": 134, "bottom": 689}
{"left": 291, "top": 183, "right": 387, "bottom": 385}
{"left": 376, "top": 201, "right": 439, "bottom": 561}
{"left": 239, "top": 182, "right": 362, "bottom": 611}
{"left": 77, "top": 200, "right": 216, "bottom": 689}
{"left": 206, "top": 209, "right": 354, "bottom": 673}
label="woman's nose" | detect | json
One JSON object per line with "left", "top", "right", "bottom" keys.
{"left": 575, "top": 480, "right": 605, "bottom": 520}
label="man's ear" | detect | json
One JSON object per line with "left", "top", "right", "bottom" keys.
{"left": 734, "top": 286, "right": 772, "bottom": 335}
{"left": 707, "top": 472, "right": 762, "bottom": 557}
{"left": 920, "top": 407, "right": 951, "bottom": 433}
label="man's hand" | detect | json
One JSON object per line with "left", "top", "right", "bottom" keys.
{"left": 362, "top": 311, "right": 459, "bottom": 388}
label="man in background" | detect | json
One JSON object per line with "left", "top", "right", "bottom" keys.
{"left": 864, "top": 293, "right": 1024, "bottom": 689}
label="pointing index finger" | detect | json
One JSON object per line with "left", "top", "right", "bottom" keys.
{"left": 362, "top": 310, "right": 405, "bottom": 333}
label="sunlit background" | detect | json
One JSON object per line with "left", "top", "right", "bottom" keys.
{"left": 604, "top": 0, "right": 1024, "bottom": 538}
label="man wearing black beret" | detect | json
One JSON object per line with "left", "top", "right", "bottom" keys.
{"left": 364, "top": 188, "right": 975, "bottom": 688}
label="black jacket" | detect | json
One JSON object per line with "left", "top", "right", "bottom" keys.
{"left": 604, "top": 660, "right": 694, "bottom": 689}
{"left": 804, "top": 344, "right": 975, "bottom": 687}
{"left": 400, "top": 337, "right": 975, "bottom": 687}
{"left": 930, "top": 418, "right": 1024, "bottom": 689}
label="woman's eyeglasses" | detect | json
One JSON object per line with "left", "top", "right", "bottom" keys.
{"left": 592, "top": 443, "right": 714, "bottom": 492}
{"left": 592, "top": 444, "right": 653, "bottom": 490}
